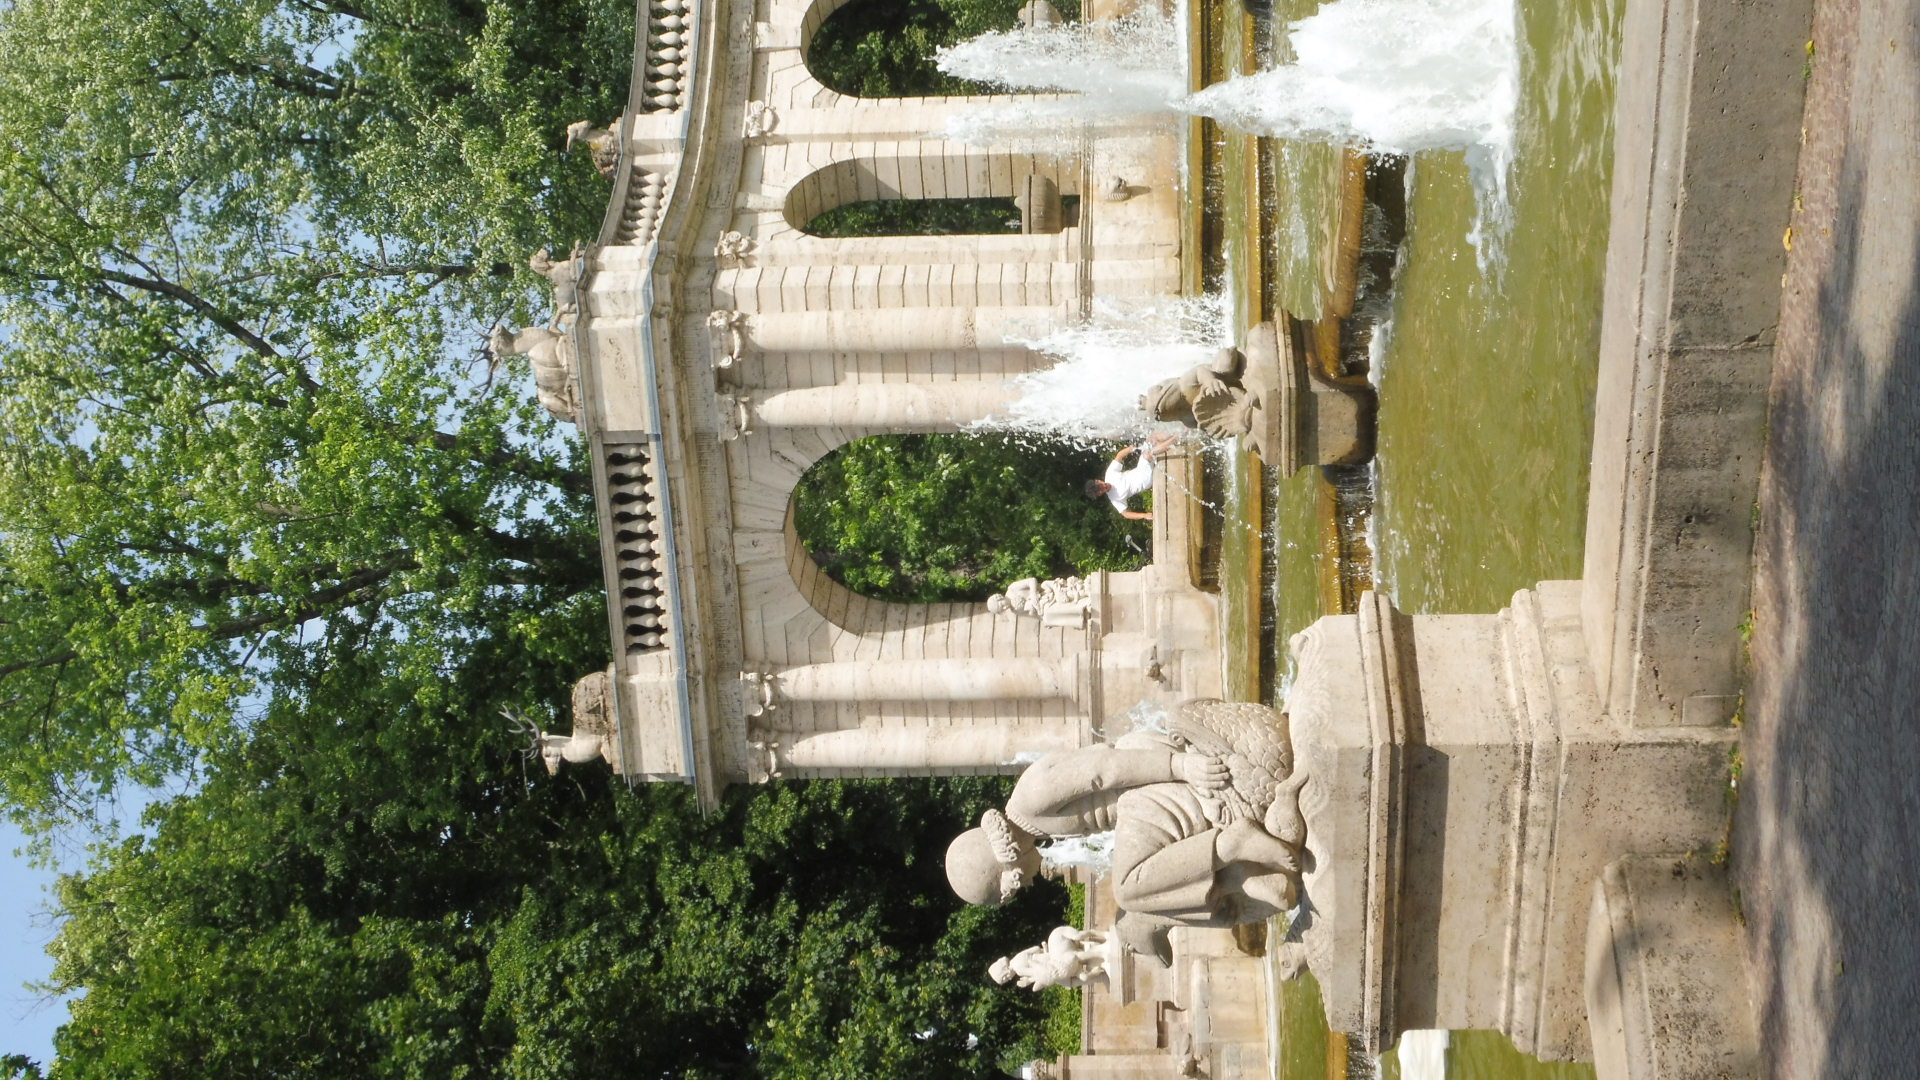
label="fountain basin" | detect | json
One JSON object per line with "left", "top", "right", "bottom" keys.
{"left": 1242, "top": 318, "right": 1376, "bottom": 475}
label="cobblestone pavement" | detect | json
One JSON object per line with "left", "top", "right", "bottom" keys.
{"left": 1733, "top": 0, "right": 1920, "bottom": 1075}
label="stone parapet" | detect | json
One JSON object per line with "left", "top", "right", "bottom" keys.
{"left": 1580, "top": 0, "right": 1814, "bottom": 728}
{"left": 1584, "top": 855, "right": 1759, "bottom": 1080}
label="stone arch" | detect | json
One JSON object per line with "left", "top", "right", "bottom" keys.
{"left": 795, "top": 0, "right": 1007, "bottom": 100}
{"left": 796, "top": 0, "right": 860, "bottom": 67}
{"left": 780, "top": 150, "right": 1077, "bottom": 234}
{"left": 717, "top": 430, "right": 1097, "bottom": 780}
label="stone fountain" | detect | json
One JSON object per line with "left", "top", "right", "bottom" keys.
{"left": 1140, "top": 318, "right": 1375, "bottom": 474}
{"left": 531, "top": 0, "right": 1808, "bottom": 1071}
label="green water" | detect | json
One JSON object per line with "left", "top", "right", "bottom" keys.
{"left": 1368, "top": 0, "right": 1622, "bottom": 616}
{"left": 1210, "top": 0, "right": 1623, "bottom": 1073}
{"left": 1245, "top": 0, "right": 1622, "bottom": 628}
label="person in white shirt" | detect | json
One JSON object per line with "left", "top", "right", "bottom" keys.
{"left": 1084, "top": 432, "right": 1179, "bottom": 520}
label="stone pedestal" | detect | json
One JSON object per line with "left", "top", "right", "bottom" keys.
{"left": 1283, "top": 584, "right": 1736, "bottom": 1060}
{"left": 1242, "top": 318, "right": 1375, "bottom": 474}
{"left": 1584, "top": 855, "right": 1759, "bottom": 1080}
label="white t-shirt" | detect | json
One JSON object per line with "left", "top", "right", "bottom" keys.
{"left": 1104, "top": 453, "right": 1153, "bottom": 512}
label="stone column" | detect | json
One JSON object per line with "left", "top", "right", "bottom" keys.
{"left": 752, "top": 382, "right": 1017, "bottom": 430}
{"left": 752, "top": 720, "right": 1081, "bottom": 774}
{"left": 743, "top": 306, "right": 1063, "bottom": 353}
{"left": 772, "top": 658, "right": 1075, "bottom": 702}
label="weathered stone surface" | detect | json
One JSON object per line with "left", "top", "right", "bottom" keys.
{"left": 1585, "top": 855, "right": 1759, "bottom": 1080}
{"left": 557, "top": 0, "right": 1204, "bottom": 805}
{"left": 1284, "top": 586, "right": 1734, "bottom": 1061}
{"left": 1580, "top": 0, "right": 1814, "bottom": 729}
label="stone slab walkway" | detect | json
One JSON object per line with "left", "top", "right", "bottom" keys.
{"left": 1734, "top": 0, "right": 1920, "bottom": 1075}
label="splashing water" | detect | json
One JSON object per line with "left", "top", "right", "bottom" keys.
{"left": 1040, "top": 831, "right": 1115, "bottom": 877}
{"left": 1122, "top": 699, "right": 1174, "bottom": 736}
{"left": 1187, "top": 0, "right": 1518, "bottom": 266}
{"left": 936, "top": 13, "right": 1188, "bottom": 147}
{"left": 978, "top": 294, "right": 1231, "bottom": 443}
{"left": 936, "top": 0, "right": 1519, "bottom": 265}
{"left": 1031, "top": 699, "right": 1188, "bottom": 878}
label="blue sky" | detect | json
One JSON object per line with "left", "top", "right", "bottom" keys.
{"left": 1, "top": 817, "right": 71, "bottom": 1068}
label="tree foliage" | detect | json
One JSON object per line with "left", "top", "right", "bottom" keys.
{"left": 806, "top": 197, "right": 1022, "bottom": 238}
{"left": 42, "top": 638, "right": 1070, "bottom": 1078}
{"left": 1, "top": 0, "right": 1105, "bottom": 1072}
{"left": 0, "top": 0, "right": 628, "bottom": 828}
{"left": 794, "top": 434, "right": 1148, "bottom": 602}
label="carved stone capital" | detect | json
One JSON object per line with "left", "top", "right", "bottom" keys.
{"left": 743, "top": 100, "right": 777, "bottom": 139}
{"left": 705, "top": 309, "right": 746, "bottom": 377}
{"left": 717, "top": 394, "right": 754, "bottom": 442}
{"left": 714, "top": 230, "right": 755, "bottom": 266}
{"left": 740, "top": 669, "right": 779, "bottom": 716}
{"left": 745, "top": 738, "right": 782, "bottom": 783}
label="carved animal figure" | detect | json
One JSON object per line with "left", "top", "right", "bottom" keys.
{"left": 565, "top": 120, "right": 620, "bottom": 176}
{"left": 1141, "top": 347, "right": 1263, "bottom": 443}
{"left": 504, "top": 671, "right": 618, "bottom": 775}
{"left": 528, "top": 246, "right": 580, "bottom": 322}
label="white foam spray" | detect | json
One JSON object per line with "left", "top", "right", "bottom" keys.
{"left": 1187, "top": 0, "right": 1517, "bottom": 268}
{"left": 1039, "top": 831, "right": 1116, "bottom": 877}
{"left": 936, "top": 13, "right": 1188, "bottom": 147}
{"left": 978, "top": 293, "right": 1232, "bottom": 443}
{"left": 937, "top": 0, "right": 1519, "bottom": 267}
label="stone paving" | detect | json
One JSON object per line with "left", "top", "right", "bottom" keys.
{"left": 1733, "top": 0, "right": 1920, "bottom": 1074}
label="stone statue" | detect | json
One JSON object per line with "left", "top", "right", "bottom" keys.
{"left": 1141, "top": 347, "right": 1263, "bottom": 448}
{"left": 945, "top": 700, "right": 1308, "bottom": 958}
{"left": 991, "top": 926, "right": 1116, "bottom": 990}
{"left": 488, "top": 325, "right": 577, "bottom": 422}
{"left": 565, "top": 120, "right": 620, "bottom": 176}
{"left": 987, "top": 576, "right": 1094, "bottom": 628}
{"left": 506, "top": 671, "right": 621, "bottom": 775}
{"left": 529, "top": 245, "right": 581, "bottom": 324}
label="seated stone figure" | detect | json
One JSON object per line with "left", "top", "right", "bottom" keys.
{"left": 945, "top": 700, "right": 1307, "bottom": 947}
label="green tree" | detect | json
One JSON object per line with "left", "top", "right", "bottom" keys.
{"left": 793, "top": 433, "right": 1147, "bottom": 602}
{"left": 45, "top": 636, "right": 1067, "bottom": 1078}
{"left": 806, "top": 197, "right": 1023, "bottom": 238}
{"left": 3, "top": 2, "right": 1096, "bottom": 1072}
{"left": 0, "top": 0, "right": 628, "bottom": 829}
